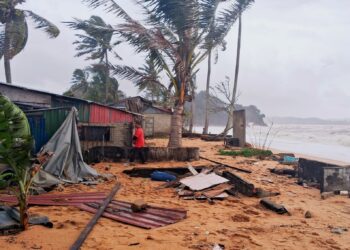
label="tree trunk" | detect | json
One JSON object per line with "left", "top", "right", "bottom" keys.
{"left": 189, "top": 96, "right": 195, "bottom": 133}
{"left": 4, "top": 57, "right": 12, "bottom": 84}
{"left": 105, "top": 51, "right": 110, "bottom": 104}
{"left": 19, "top": 193, "right": 29, "bottom": 230}
{"left": 223, "top": 14, "right": 242, "bottom": 136}
{"left": 203, "top": 48, "right": 212, "bottom": 134}
{"left": 4, "top": 23, "right": 12, "bottom": 84}
{"left": 168, "top": 103, "right": 184, "bottom": 147}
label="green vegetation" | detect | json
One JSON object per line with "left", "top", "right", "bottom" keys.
{"left": 219, "top": 148, "right": 273, "bottom": 158}
{"left": 0, "top": 93, "right": 34, "bottom": 230}
{"left": 65, "top": 15, "right": 124, "bottom": 104}
{"left": 0, "top": 0, "right": 60, "bottom": 83}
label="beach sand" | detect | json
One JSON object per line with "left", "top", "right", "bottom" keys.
{"left": 0, "top": 138, "right": 349, "bottom": 250}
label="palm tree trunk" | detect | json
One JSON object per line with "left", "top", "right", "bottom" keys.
{"left": 189, "top": 95, "right": 195, "bottom": 133}
{"left": 105, "top": 51, "right": 110, "bottom": 104}
{"left": 4, "top": 23, "right": 12, "bottom": 84}
{"left": 4, "top": 57, "right": 12, "bottom": 84}
{"left": 223, "top": 13, "right": 242, "bottom": 136}
{"left": 168, "top": 103, "right": 184, "bottom": 147}
{"left": 203, "top": 48, "right": 212, "bottom": 134}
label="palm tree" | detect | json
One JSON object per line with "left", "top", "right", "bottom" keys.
{"left": 0, "top": 0, "right": 60, "bottom": 83}
{"left": 0, "top": 93, "right": 33, "bottom": 230}
{"left": 66, "top": 15, "right": 122, "bottom": 104}
{"left": 64, "top": 64, "right": 125, "bottom": 103}
{"left": 83, "top": 0, "right": 254, "bottom": 147}
{"left": 222, "top": 0, "right": 247, "bottom": 135}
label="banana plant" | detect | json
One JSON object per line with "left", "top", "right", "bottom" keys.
{"left": 0, "top": 93, "right": 37, "bottom": 230}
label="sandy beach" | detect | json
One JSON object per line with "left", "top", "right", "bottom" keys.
{"left": 1, "top": 138, "right": 350, "bottom": 250}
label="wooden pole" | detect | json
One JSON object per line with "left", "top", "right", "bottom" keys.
{"left": 70, "top": 182, "right": 121, "bottom": 250}
{"left": 200, "top": 156, "right": 252, "bottom": 174}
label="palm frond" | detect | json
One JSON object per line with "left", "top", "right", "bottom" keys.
{"left": 4, "top": 10, "right": 28, "bottom": 60}
{"left": 24, "top": 10, "right": 60, "bottom": 38}
{"left": 82, "top": 0, "right": 133, "bottom": 21}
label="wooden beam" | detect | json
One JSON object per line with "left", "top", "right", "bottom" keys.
{"left": 200, "top": 156, "right": 252, "bottom": 174}
{"left": 70, "top": 182, "right": 121, "bottom": 250}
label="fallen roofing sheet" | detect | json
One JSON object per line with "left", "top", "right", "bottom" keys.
{"left": 180, "top": 173, "right": 229, "bottom": 191}
{"left": 0, "top": 193, "right": 187, "bottom": 229}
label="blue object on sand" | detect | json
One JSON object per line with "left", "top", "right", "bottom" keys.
{"left": 283, "top": 155, "right": 299, "bottom": 163}
{"left": 151, "top": 171, "right": 176, "bottom": 182}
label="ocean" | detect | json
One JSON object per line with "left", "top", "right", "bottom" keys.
{"left": 193, "top": 124, "right": 350, "bottom": 164}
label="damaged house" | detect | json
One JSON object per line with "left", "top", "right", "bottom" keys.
{"left": 115, "top": 96, "right": 172, "bottom": 137}
{"left": 0, "top": 82, "right": 142, "bottom": 153}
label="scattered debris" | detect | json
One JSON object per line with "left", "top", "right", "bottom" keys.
{"left": 151, "top": 171, "right": 176, "bottom": 182}
{"left": 200, "top": 156, "right": 252, "bottom": 173}
{"left": 0, "top": 193, "right": 187, "bottom": 229}
{"left": 131, "top": 200, "right": 148, "bottom": 212}
{"left": 222, "top": 171, "right": 255, "bottom": 197}
{"left": 255, "top": 188, "right": 280, "bottom": 198}
{"left": 330, "top": 227, "right": 348, "bottom": 235}
{"left": 281, "top": 156, "right": 299, "bottom": 165}
{"left": 213, "top": 243, "right": 225, "bottom": 250}
{"left": 304, "top": 211, "right": 312, "bottom": 219}
{"left": 270, "top": 168, "right": 297, "bottom": 177}
{"left": 70, "top": 182, "right": 121, "bottom": 250}
{"left": 180, "top": 173, "right": 229, "bottom": 191}
{"left": 260, "top": 198, "right": 289, "bottom": 215}
{"left": 0, "top": 206, "right": 53, "bottom": 235}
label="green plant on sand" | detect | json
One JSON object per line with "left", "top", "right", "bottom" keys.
{"left": 0, "top": 93, "right": 37, "bottom": 230}
{"left": 219, "top": 148, "right": 273, "bottom": 158}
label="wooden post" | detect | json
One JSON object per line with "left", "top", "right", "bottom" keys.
{"left": 232, "top": 110, "right": 246, "bottom": 147}
{"left": 70, "top": 182, "right": 121, "bottom": 250}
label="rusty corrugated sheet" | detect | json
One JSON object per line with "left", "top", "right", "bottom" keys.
{"left": 89, "top": 104, "right": 133, "bottom": 124}
{"left": 0, "top": 193, "right": 187, "bottom": 229}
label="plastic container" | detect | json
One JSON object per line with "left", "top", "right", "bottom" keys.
{"left": 150, "top": 171, "right": 176, "bottom": 182}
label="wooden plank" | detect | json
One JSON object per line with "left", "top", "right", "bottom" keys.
{"left": 70, "top": 182, "right": 121, "bottom": 250}
{"left": 200, "top": 156, "right": 252, "bottom": 174}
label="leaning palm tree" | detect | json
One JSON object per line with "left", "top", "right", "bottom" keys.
{"left": 0, "top": 0, "right": 60, "bottom": 83}
{"left": 66, "top": 15, "right": 122, "bottom": 104}
{"left": 83, "top": 0, "right": 254, "bottom": 147}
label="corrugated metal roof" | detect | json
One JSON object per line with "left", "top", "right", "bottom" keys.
{"left": 0, "top": 193, "right": 187, "bottom": 229}
{"left": 0, "top": 82, "right": 141, "bottom": 117}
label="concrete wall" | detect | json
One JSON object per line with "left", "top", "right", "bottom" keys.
{"left": 81, "top": 122, "right": 132, "bottom": 151}
{"left": 144, "top": 113, "right": 171, "bottom": 136}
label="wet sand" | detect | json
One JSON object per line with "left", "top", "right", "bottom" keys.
{"left": 0, "top": 138, "right": 349, "bottom": 250}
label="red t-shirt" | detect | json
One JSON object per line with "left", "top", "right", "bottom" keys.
{"left": 134, "top": 127, "right": 145, "bottom": 148}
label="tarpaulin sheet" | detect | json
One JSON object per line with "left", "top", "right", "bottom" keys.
{"left": 33, "top": 108, "right": 98, "bottom": 187}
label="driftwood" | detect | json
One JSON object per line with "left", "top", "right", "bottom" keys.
{"left": 222, "top": 171, "right": 255, "bottom": 197}
{"left": 260, "top": 198, "right": 289, "bottom": 215}
{"left": 200, "top": 156, "right": 252, "bottom": 174}
{"left": 70, "top": 182, "right": 121, "bottom": 250}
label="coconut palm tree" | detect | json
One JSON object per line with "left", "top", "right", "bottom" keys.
{"left": 66, "top": 15, "right": 122, "bottom": 104}
{"left": 0, "top": 93, "right": 33, "bottom": 230}
{"left": 83, "top": 0, "right": 254, "bottom": 147}
{"left": 0, "top": 0, "right": 60, "bottom": 84}
{"left": 222, "top": 0, "right": 248, "bottom": 135}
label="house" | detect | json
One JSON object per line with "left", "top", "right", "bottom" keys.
{"left": 115, "top": 96, "right": 172, "bottom": 137}
{"left": 0, "top": 82, "right": 142, "bottom": 152}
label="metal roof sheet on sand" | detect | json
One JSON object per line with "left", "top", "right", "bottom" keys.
{"left": 0, "top": 193, "right": 186, "bottom": 229}
{"left": 180, "top": 173, "right": 229, "bottom": 191}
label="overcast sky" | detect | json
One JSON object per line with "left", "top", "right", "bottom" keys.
{"left": 1, "top": 0, "right": 349, "bottom": 120}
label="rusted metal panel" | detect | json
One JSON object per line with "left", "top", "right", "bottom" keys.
{"left": 0, "top": 193, "right": 187, "bottom": 229}
{"left": 90, "top": 104, "right": 133, "bottom": 124}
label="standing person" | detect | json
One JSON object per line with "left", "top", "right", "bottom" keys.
{"left": 130, "top": 122, "right": 146, "bottom": 164}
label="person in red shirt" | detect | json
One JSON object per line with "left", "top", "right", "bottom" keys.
{"left": 129, "top": 122, "right": 146, "bottom": 164}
